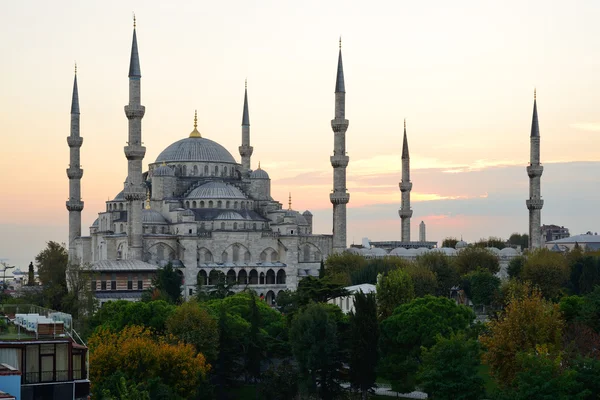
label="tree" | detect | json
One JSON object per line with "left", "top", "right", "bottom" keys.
{"left": 441, "top": 237, "right": 459, "bottom": 248}
{"left": 245, "top": 291, "right": 263, "bottom": 383}
{"left": 27, "top": 262, "right": 35, "bottom": 286}
{"left": 290, "top": 302, "right": 343, "bottom": 400}
{"left": 89, "top": 325, "right": 210, "bottom": 400}
{"left": 350, "top": 256, "right": 413, "bottom": 285}
{"left": 417, "top": 252, "right": 459, "bottom": 297}
{"left": 461, "top": 268, "right": 500, "bottom": 307}
{"left": 150, "top": 263, "right": 182, "bottom": 304}
{"left": 404, "top": 264, "right": 438, "bottom": 298}
{"left": 507, "top": 255, "right": 525, "bottom": 279}
{"left": 578, "top": 286, "right": 600, "bottom": 333}
{"left": 165, "top": 300, "right": 219, "bottom": 363}
{"left": 418, "top": 333, "right": 485, "bottom": 400}
{"left": 480, "top": 285, "right": 564, "bottom": 386}
{"left": 453, "top": 246, "right": 500, "bottom": 275}
{"left": 196, "top": 271, "right": 236, "bottom": 300}
{"left": 473, "top": 236, "right": 506, "bottom": 249}
{"left": 376, "top": 268, "right": 414, "bottom": 320}
{"left": 379, "top": 296, "right": 475, "bottom": 393}
{"left": 257, "top": 360, "right": 299, "bottom": 400}
{"left": 521, "top": 248, "right": 569, "bottom": 299}
{"left": 508, "top": 233, "right": 529, "bottom": 250}
{"left": 35, "top": 241, "right": 68, "bottom": 310}
{"left": 348, "top": 291, "right": 379, "bottom": 400}
{"left": 324, "top": 251, "right": 368, "bottom": 285}
{"left": 63, "top": 262, "right": 99, "bottom": 333}
{"left": 101, "top": 374, "right": 151, "bottom": 400}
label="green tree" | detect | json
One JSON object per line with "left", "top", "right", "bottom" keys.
{"left": 417, "top": 252, "right": 459, "bottom": 297}
{"left": 454, "top": 246, "right": 500, "bottom": 275}
{"left": 404, "top": 264, "right": 438, "bottom": 298}
{"left": 441, "top": 237, "right": 459, "bottom": 248}
{"left": 101, "top": 375, "right": 151, "bottom": 400}
{"left": 245, "top": 291, "right": 263, "bottom": 383}
{"left": 350, "top": 256, "right": 413, "bottom": 286}
{"left": 376, "top": 268, "right": 414, "bottom": 320}
{"left": 290, "top": 302, "right": 343, "bottom": 400}
{"left": 507, "top": 255, "right": 525, "bottom": 279}
{"left": 196, "top": 271, "right": 236, "bottom": 300}
{"left": 379, "top": 296, "right": 475, "bottom": 393}
{"left": 257, "top": 360, "right": 299, "bottom": 400}
{"left": 508, "top": 233, "right": 529, "bottom": 250}
{"left": 418, "top": 333, "right": 485, "bottom": 400}
{"left": 521, "top": 248, "right": 569, "bottom": 299}
{"left": 324, "top": 251, "right": 368, "bottom": 285}
{"left": 348, "top": 291, "right": 379, "bottom": 400}
{"left": 559, "top": 295, "right": 584, "bottom": 323}
{"left": 578, "top": 286, "right": 600, "bottom": 332}
{"left": 27, "top": 262, "right": 35, "bottom": 286}
{"left": 461, "top": 268, "right": 500, "bottom": 307}
{"left": 35, "top": 241, "right": 68, "bottom": 310}
{"left": 473, "top": 236, "right": 506, "bottom": 249}
{"left": 150, "top": 263, "right": 182, "bottom": 304}
{"left": 165, "top": 300, "right": 219, "bottom": 363}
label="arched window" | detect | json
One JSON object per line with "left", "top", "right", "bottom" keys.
{"left": 253, "top": 223, "right": 257, "bottom": 230}
{"left": 270, "top": 251, "right": 279, "bottom": 262}
{"left": 192, "top": 201, "right": 197, "bottom": 208}
{"left": 120, "top": 224, "right": 124, "bottom": 233}
{"left": 193, "top": 165, "right": 198, "bottom": 175}
{"left": 266, "top": 269, "right": 275, "bottom": 284}
{"left": 182, "top": 165, "right": 187, "bottom": 176}
{"left": 204, "top": 165, "right": 209, "bottom": 175}
{"left": 214, "top": 166, "right": 219, "bottom": 175}
{"left": 217, "top": 200, "right": 222, "bottom": 208}
{"left": 244, "top": 251, "right": 251, "bottom": 262}
{"left": 259, "top": 272, "right": 265, "bottom": 285}
{"left": 238, "top": 270, "right": 248, "bottom": 284}
{"left": 314, "top": 251, "right": 322, "bottom": 262}
{"left": 241, "top": 202, "right": 245, "bottom": 210}
{"left": 221, "top": 251, "right": 228, "bottom": 263}
{"left": 233, "top": 222, "right": 237, "bottom": 230}
{"left": 198, "top": 270, "right": 207, "bottom": 285}
{"left": 185, "top": 201, "right": 190, "bottom": 208}
{"left": 226, "top": 201, "right": 230, "bottom": 209}
{"left": 249, "top": 269, "right": 258, "bottom": 284}
{"left": 260, "top": 251, "right": 267, "bottom": 262}
{"left": 151, "top": 226, "right": 156, "bottom": 234}
{"left": 157, "top": 245, "right": 164, "bottom": 260}
{"left": 209, "top": 270, "right": 220, "bottom": 285}
{"left": 224, "top": 166, "right": 227, "bottom": 176}
{"left": 209, "top": 201, "right": 214, "bottom": 208}
{"left": 232, "top": 245, "right": 240, "bottom": 262}
{"left": 120, "top": 203, "right": 124, "bottom": 210}
{"left": 161, "top": 226, "right": 165, "bottom": 233}
{"left": 266, "top": 290, "right": 275, "bottom": 306}
{"left": 200, "top": 201, "right": 205, "bottom": 208}
{"left": 227, "top": 269, "right": 236, "bottom": 284}
{"left": 205, "top": 251, "right": 213, "bottom": 262}
{"left": 276, "top": 269, "right": 286, "bottom": 284}
{"left": 220, "top": 222, "right": 225, "bottom": 230}
{"left": 303, "top": 245, "right": 310, "bottom": 262}
{"left": 234, "top": 201, "right": 238, "bottom": 209}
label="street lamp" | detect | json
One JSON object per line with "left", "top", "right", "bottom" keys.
{"left": 1, "top": 265, "right": 15, "bottom": 291}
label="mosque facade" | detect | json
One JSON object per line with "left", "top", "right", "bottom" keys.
{"left": 66, "top": 24, "right": 349, "bottom": 304}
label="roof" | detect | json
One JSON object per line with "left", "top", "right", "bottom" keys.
{"left": 344, "top": 283, "right": 376, "bottom": 294}
{"left": 95, "top": 291, "right": 145, "bottom": 299}
{"left": 242, "top": 86, "right": 250, "bottom": 126}
{"left": 113, "top": 190, "right": 125, "bottom": 200}
{"left": 128, "top": 28, "right": 141, "bottom": 78}
{"left": 153, "top": 165, "right": 175, "bottom": 176}
{"left": 155, "top": 137, "right": 237, "bottom": 164}
{"left": 187, "top": 181, "right": 246, "bottom": 199}
{"left": 191, "top": 208, "right": 267, "bottom": 222}
{"left": 142, "top": 209, "right": 168, "bottom": 224}
{"left": 91, "top": 260, "right": 159, "bottom": 272}
{"left": 250, "top": 168, "right": 270, "bottom": 179}
{"left": 548, "top": 234, "right": 600, "bottom": 244}
{"left": 335, "top": 49, "right": 345, "bottom": 93}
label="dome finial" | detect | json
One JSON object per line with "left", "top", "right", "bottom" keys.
{"left": 133, "top": 12, "right": 136, "bottom": 29}
{"left": 145, "top": 189, "right": 151, "bottom": 209}
{"left": 339, "top": 36, "right": 342, "bottom": 49}
{"left": 189, "top": 109, "right": 202, "bottom": 138}
{"left": 258, "top": 161, "right": 261, "bottom": 169}
{"left": 534, "top": 87, "right": 536, "bottom": 101}
{"left": 288, "top": 192, "right": 292, "bottom": 210}
{"left": 74, "top": 61, "right": 77, "bottom": 75}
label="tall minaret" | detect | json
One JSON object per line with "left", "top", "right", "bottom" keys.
{"left": 124, "top": 17, "right": 146, "bottom": 260}
{"left": 330, "top": 39, "right": 350, "bottom": 253}
{"left": 239, "top": 80, "right": 253, "bottom": 175}
{"left": 398, "top": 119, "right": 413, "bottom": 242}
{"left": 419, "top": 221, "right": 426, "bottom": 242}
{"left": 526, "top": 89, "right": 543, "bottom": 249}
{"left": 66, "top": 64, "right": 84, "bottom": 263}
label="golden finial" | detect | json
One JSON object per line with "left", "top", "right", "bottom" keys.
{"left": 288, "top": 192, "right": 292, "bottom": 210}
{"left": 534, "top": 87, "right": 536, "bottom": 101}
{"left": 245, "top": 79, "right": 247, "bottom": 90}
{"left": 339, "top": 36, "right": 342, "bottom": 49}
{"left": 74, "top": 62, "right": 77, "bottom": 75}
{"left": 145, "top": 189, "right": 151, "bottom": 209}
{"left": 189, "top": 110, "right": 202, "bottom": 138}
{"left": 258, "top": 161, "right": 261, "bottom": 170}
{"left": 133, "top": 12, "right": 136, "bottom": 29}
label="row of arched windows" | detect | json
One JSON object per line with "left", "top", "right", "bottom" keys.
{"left": 184, "top": 200, "right": 252, "bottom": 210}
{"left": 167, "top": 164, "right": 237, "bottom": 178}
{"left": 198, "top": 268, "right": 286, "bottom": 286}
{"left": 198, "top": 246, "right": 280, "bottom": 264}
{"left": 107, "top": 202, "right": 146, "bottom": 212}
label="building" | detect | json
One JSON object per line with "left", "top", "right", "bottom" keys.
{"left": 328, "top": 284, "right": 376, "bottom": 314}
{"left": 0, "top": 305, "right": 89, "bottom": 400}
{"left": 545, "top": 233, "right": 600, "bottom": 252}
{"left": 526, "top": 90, "right": 544, "bottom": 249}
{"left": 541, "top": 224, "right": 570, "bottom": 245}
{"left": 67, "top": 22, "right": 351, "bottom": 304}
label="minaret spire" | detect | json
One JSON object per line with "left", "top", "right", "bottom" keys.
{"left": 124, "top": 21, "right": 146, "bottom": 260}
{"left": 66, "top": 66, "right": 84, "bottom": 263}
{"left": 398, "top": 119, "right": 413, "bottom": 242}
{"left": 526, "top": 89, "right": 543, "bottom": 249}
{"left": 330, "top": 40, "right": 350, "bottom": 253}
{"left": 239, "top": 80, "right": 253, "bottom": 175}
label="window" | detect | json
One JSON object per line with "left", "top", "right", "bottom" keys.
{"left": 111, "top": 281, "right": 116, "bottom": 290}
{"left": 137, "top": 280, "right": 143, "bottom": 290}
{"left": 189, "top": 288, "right": 193, "bottom": 296}
{"left": 214, "top": 166, "right": 219, "bottom": 175}
{"left": 189, "top": 229, "right": 193, "bottom": 234}
{"left": 91, "top": 280, "right": 96, "bottom": 291}
{"left": 101, "top": 281, "right": 106, "bottom": 290}
{"left": 346, "top": 297, "right": 350, "bottom": 310}
{"left": 127, "top": 279, "right": 133, "bottom": 290}
{"left": 221, "top": 222, "right": 225, "bottom": 230}
{"left": 204, "top": 165, "right": 208, "bottom": 175}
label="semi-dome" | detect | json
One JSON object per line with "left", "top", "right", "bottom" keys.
{"left": 181, "top": 209, "right": 194, "bottom": 216}
{"left": 215, "top": 211, "right": 245, "bottom": 220}
{"left": 113, "top": 190, "right": 125, "bottom": 201}
{"left": 142, "top": 209, "right": 168, "bottom": 224}
{"left": 302, "top": 210, "right": 312, "bottom": 216}
{"left": 153, "top": 165, "right": 175, "bottom": 176}
{"left": 155, "top": 137, "right": 237, "bottom": 164}
{"left": 187, "top": 182, "right": 246, "bottom": 199}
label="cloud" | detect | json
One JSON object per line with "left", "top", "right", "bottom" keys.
{"left": 570, "top": 122, "right": 600, "bottom": 132}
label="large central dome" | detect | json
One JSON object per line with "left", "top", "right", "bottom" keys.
{"left": 155, "top": 137, "right": 237, "bottom": 164}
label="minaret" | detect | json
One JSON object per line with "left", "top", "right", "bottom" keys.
{"left": 123, "top": 17, "right": 146, "bottom": 260}
{"left": 330, "top": 38, "right": 350, "bottom": 253}
{"left": 398, "top": 119, "right": 413, "bottom": 242}
{"left": 66, "top": 64, "right": 84, "bottom": 263}
{"left": 239, "top": 80, "right": 253, "bottom": 175}
{"left": 526, "top": 89, "right": 543, "bottom": 249}
{"left": 419, "top": 221, "right": 426, "bottom": 242}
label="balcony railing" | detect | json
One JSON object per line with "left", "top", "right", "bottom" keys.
{"left": 23, "top": 369, "right": 82, "bottom": 384}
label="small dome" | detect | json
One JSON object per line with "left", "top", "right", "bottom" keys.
{"left": 91, "top": 218, "right": 99, "bottom": 227}
{"left": 416, "top": 247, "right": 430, "bottom": 255}
{"left": 455, "top": 240, "right": 468, "bottom": 249}
{"left": 486, "top": 247, "right": 501, "bottom": 255}
{"left": 390, "top": 247, "right": 409, "bottom": 256}
{"left": 181, "top": 209, "right": 194, "bottom": 217}
{"left": 250, "top": 168, "right": 270, "bottom": 179}
{"left": 155, "top": 137, "right": 237, "bottom": 164}
{"left": 153, "top": 165, "right": 175, "bottom": 176}
{"left": 142, "top": 209, "right": 167, "bottom": 224}
{"left": 215, "top": 211, "right": 245, "bottom": 220}
{"left": 370, "top": 247, "right": 388, "bottom": 257}
{"left": 302, "top": 210, "right": 313, "bottom": 216}
{"left": 113, "top": 190, "right": 125, "bottom": 201}
{"left": 346, "top": 247, "right": 362, "bottom": 255}
{"left": 499, "top": 247, "right": 518, "bottom": 256}
{"left": 438, "top": 247, "right": 458, "bottom": 256}
{"left": 187, "top": 182, "right": 246, "bottom": 200}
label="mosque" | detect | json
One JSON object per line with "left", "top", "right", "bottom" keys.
{"left": 66, "top": 23, "right": 350, "bottom": 304}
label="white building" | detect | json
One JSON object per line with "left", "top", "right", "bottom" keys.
{"left": 329, "top": 284, "right": 376, "bottom": 314}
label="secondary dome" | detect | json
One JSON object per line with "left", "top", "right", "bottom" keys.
{"left": 187, "top": 182, "right": 246, "bottom": 199}
{"left": 153, "top": 165, "right": 175, "bottom": 176}
{"left": 142, "top": 209, "right": 167, "bottom": 224}
{"left": 155, "top": 137, "right": 237, "bottom": 164}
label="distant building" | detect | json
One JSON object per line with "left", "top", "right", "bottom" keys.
{"left": 546, "top": 233, "right": 600, "bottom": 252}
{"left": 329, "top": 284, "right": 376, "bottom": 314}
{"left": 419, "top": 221, "right": 426, "bottom": 242}
{"left": 541, "top": 224, "right": 570, "bottom": 245}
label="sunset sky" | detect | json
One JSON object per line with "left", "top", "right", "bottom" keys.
{"left": 1, "top": 0, "right": 600, "bottom": 268}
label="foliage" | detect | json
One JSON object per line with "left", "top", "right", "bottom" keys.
{"left": 376, "top": 268, "right": 414, "bottom": 320}
{"left": 559, "top": 295, "right": 584, "bottom": 323}
{"left": 473, "top": 236, "right": 506, "bottom": 249}
{"left": 245, "top": 291, "right": 263, "bottom": 383}
{"left": 101, "top": 374, "right": 150, "bottom": 400}
{"left": 480, "top": 285, "right": 564, "bottom": 386}
{"left": 350, "top": 256, "right": 413, "bottom": 286}
{"left": 149, "top": 263, "right": 183, "bottom": 304}
{"left": 563, "top": 322, "right": 600, "bottom": 360}
{"left": 87, "top": 300, "right": 175, "bottom": 338}
{"left": 290, "top": 302, "right": 343, "bottom": 400}
{"left": 416, "top": 251, "right": 459, "bottom": 297}
{"left": 379, "top": 296, "right": 475, "bottom": 393}
{"left": 89, "top": 325, "right": 210, "bottom": 399}
{"left": 507, "top": 255, "right": 525, "bottom": 280}
{"left": 165, "top": 300, "right": 219, "bottom": 363}
{"left": 324, "top": 251, "right": 368, "bottom": 286}
{"left": 570, "top": 255, "right": 600, "bottom": 295}
{"left": 404, "top": 264, "right": 438, "bottom": 298}
{"left": 196, "top": 270, "right": 236, "bottom": 300}
{"left": 417, "top": 333, "right": 485, "bottom": 400}
{"left": 257, "top": 360, "right": 299, "bottom": 400}
{"left": 521, "top": 248, "right": 569, "bottom": 299}
{"left": 35, "top": 241, "right": 68, "bottom": 310}
{"left": 453, "top": 246, "right": 500, "bottom": 275}
{"left": 571, "top": 357, "right": 600, "bottom": 400}
{"left": 64, "top": 262, "right": 98, "bottom": 333}
{"left": 348, "top": 291, "right": 379, "bottom": 399}
{"left": 578, "top": 285, "right": 600, "bottom": 333}
{"left": 441, "top": 237, "right": 459, "bottom": 248}
{"left": 461, "top": 268, "right": 500, "bottom": 307}
{"left": 507, "top": 233, "right": 529, "bottom": 250}
{"left": 27, "top": 262, "right": 35, "bottom": 286}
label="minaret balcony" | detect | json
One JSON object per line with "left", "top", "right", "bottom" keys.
{"left": 239, "top": 145, "right": 254, "bottom": 157}
{"left": 330, "top": 155, "right": 349, "bottom": 168}
{"left": 67, "top": 137, "right": 83, "bottom": 147}
{"left": 330, "top": 192, "right": 350, "bottom": 205}
{"left": 331, "top": 119, "right": 349, "bottom": 133}
{"left": 124, "top": 105, "right": 146, "bottom": 119}
{"left": 124, "top": 145, "right": 147, "bottom": 160}
{"left": 526, "top": 199, "right": 544, "bottom": 210}
{"left": 527, "top": 165, "right": 544, "bottom": 178}
{"left": 399, "top": 182, "right": 413, "bottom": 192}
{"left": 66, "top": 167, "right": 83, "bottom": 179}
{"left": 66, "top": 200, "right": 84, "bottom": 211}
{"left": 398, "top": 209, "right": 413, "bottom": 218}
